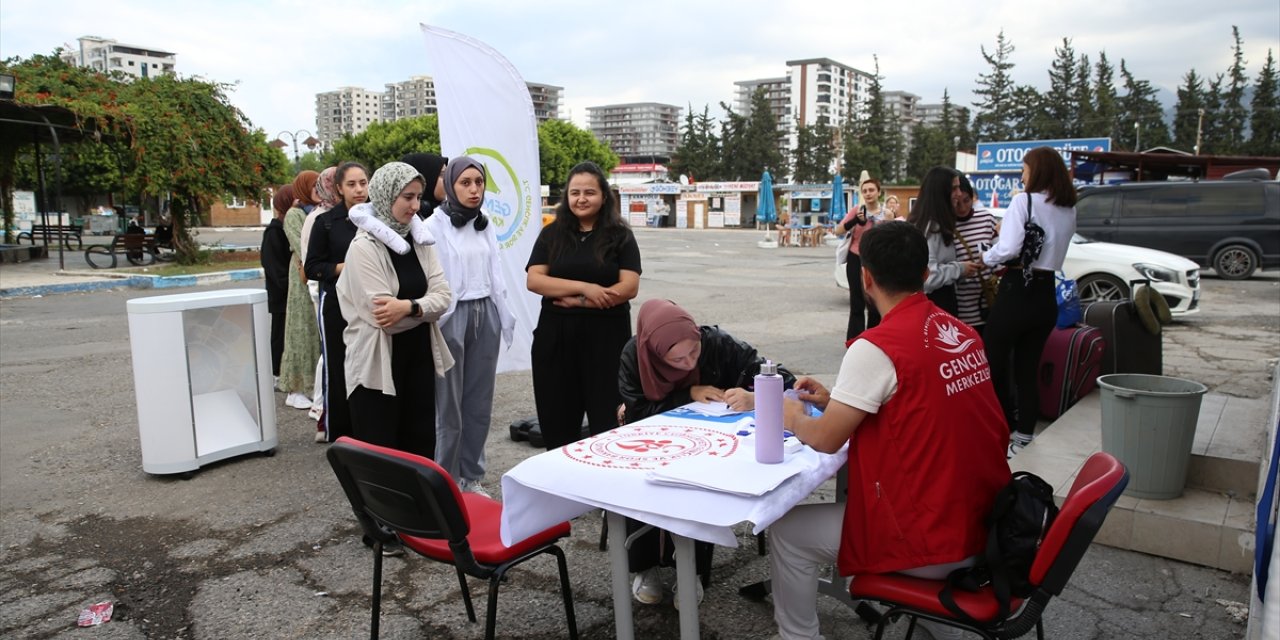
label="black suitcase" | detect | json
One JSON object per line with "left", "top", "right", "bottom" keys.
{"left": 1082, "top": 300, "right": 1161, "bottom": 375}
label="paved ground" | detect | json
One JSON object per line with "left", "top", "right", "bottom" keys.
{"left": 0, "top": 227, "right": 1275, "bottom": 639}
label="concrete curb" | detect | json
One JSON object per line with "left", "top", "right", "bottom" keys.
{"left": 0, "top": 268, "right": 263, "bottom": 299}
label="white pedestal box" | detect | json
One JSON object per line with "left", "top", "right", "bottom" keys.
{"left": 126, "top": 288, "right": 278, "bottom": 475}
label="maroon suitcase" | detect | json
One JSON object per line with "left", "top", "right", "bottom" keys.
{"left": 1038, "top": 325, "right": 1106, "bottom": 419}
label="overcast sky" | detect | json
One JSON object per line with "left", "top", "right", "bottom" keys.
{"left": 2, "top": 0, "right": 1278, "bottom": 141}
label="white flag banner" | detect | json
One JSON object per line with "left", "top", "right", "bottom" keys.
{"left": 421, "top": 24, "right": 542, "bottom": 372}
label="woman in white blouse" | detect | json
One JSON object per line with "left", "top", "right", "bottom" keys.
{"left": 424, "top": 157, "right": 516, "bottom": 497}
{"left": 982, "top": 147, "right": 1078, "bottom": 458}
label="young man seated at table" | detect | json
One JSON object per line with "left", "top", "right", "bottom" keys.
{"left": 768, "top": 222, "right": 1011, "bottom": 640}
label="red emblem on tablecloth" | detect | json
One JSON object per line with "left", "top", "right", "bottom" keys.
{"left": 563, "top": 424, "right": 739, "bottom": 470}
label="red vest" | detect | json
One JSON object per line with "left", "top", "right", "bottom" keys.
{"left": 837, "top": 293, "right": 1011, "bottom": 576}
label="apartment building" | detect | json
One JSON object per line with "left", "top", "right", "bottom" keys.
{"left": 586, "top": 102, "right": 683, "bottom": 163}
{"left": 315, "top": 87, "right": 385, "bottom": 147}
{"left": 60, "top": 36, "right": 175, "bottom": 80}
{"left": 316, "top": 79, "right": 563, "bottom": 147}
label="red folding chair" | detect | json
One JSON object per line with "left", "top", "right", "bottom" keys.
{"left": 327, "top": 436, "right": 579, "bottom": 640}
{"left": 849, "top": 452, "right": 1129, "bottom": 639}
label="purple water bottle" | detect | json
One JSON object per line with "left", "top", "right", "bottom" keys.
{"left": 754, "top": 360, "right": 784, "bottom": 464}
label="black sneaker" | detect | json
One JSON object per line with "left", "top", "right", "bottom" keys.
{"left": 362, "top": 534, "right": 405, "bottom": 557}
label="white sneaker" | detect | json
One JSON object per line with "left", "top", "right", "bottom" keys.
{"left": 458, "top": 479, "right": 492, "bottom": 499}
{"left": 1007, "top": 435, "right": 1033, "bottom": 459}
{"left": 307, "top": 403, "right": 324, "bottom": 421}
{"left": 671, "top": 578, "right": 704, "bottom": 610}
{"left": 630, "top": 568, "right": 663, "bottom": 605}
{"left": 285, "top": 392, "right": 312, "bottom": 409}
{"left": 314, "top": 428, "right": 327, "bottom": 443}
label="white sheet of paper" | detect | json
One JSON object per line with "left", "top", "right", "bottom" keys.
{"left": 679, "top": 400, "right": 741, "bottom": 417}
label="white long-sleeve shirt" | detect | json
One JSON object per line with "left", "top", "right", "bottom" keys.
{"left": 983, "top": 192, "right": 1076, "bottom": 271}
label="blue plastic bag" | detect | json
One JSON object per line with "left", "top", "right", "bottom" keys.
{"left": 1056, "top": 273, "right": 1082, "bottom": 328}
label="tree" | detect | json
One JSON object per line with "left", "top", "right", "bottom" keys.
{"left": 1090, "top": 52, "right": 1121, "bottom": 140}
{"left": 1044, "top": 38, "right": 1080, "bottom": 138}
{"left": 791, "top": 120, "right": 835, "bottom": 184}
{"left": 905, "top": 122, "right": 951, "bottom": 182}
{"left": 842, "top": 57, "right": 898, "bottom": 183}
{"left": 1249, "top": 49, "right": 1280, "bottom": 156}
{"left": 972, "top": 30, "right": 1018, "bottom": 141}
{"left": 1073, "top": 54, "right": 1095, "bottom": 139}
{"left": 0, "top": 53, "right": 285, "bottom": 255}
{"left": 536, "top": 119, "right": 618, "bottom": 193}
{"left": 325, "top": 114, "right": 442, "bottom": 170}
{"left": 1221, "top": 26, "right": 1250, "bottom": 153}
{"left": 668, "top": 104, "right": 720, "bottom": 184}
{"left": 1172, "top": 70, "right": 1206, "bottom": 150}
{"left": 1007, "top": 85, "right": 1049, "bottom": 139}
{"left": 1199, "top": 74, "right": 1226, "bottom": 154}
{"left": 123, "top": 74, "right": 289, "bottom": 260}
{"left": 1118, "top": 60, "right": 1170, "bottom": 150}
{"left": 717, "top": 88, "right": 784, "bottom": 181}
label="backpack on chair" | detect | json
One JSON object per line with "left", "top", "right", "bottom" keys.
{"left": 939, "top": 471, "right": 1059, "bottom": 625}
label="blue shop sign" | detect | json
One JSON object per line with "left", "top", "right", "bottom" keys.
{"left": 970, "top": 173, "right": 1023, "bottom": 209}
{"left": 976, "top": 137, "right": 1111, "bottom": 172}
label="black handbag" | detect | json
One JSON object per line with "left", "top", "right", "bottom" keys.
{"left": 1018, "top": 193, "right": 1046, "bottom": 284}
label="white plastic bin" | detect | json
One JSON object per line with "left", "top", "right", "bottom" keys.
{"left": 127, "top": 288, "right": 277, "bottom": 475}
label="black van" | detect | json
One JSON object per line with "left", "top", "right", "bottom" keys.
{"left": 1075, "top": 178, "right": 1280, "bottom": 279}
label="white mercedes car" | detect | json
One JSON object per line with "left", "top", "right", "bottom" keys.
{"left": 834, "top": 223, "right": 1201, "bottom": 316}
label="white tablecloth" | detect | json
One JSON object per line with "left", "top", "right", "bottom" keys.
{"left": 501, "top": 413, "right": 848, "bottom": 547}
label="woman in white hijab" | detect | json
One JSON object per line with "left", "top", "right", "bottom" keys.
{"left": 336, "top": 161, "right": 453, "bottom": 458}
{"left": 424, "top": 157, "right": 516, "bottom": 497}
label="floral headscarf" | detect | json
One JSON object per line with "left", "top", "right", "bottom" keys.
{"left": 367, "top": 162, "right": 423, "bottom": 236}
{"left": 312, "top": 166, "right": 338, "bottom": 209}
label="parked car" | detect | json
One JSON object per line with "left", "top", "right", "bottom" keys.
{"left": 834, "top": 222, "right": 1202, "bottom": 316}
{"left": 1074, "top": 176, "right": 1279, "bottom": 280}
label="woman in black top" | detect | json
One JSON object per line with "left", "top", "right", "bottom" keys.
{"left": 526, "top": 161, "right": 641, "bottom": 450}
{"left": 262, "top": 185, "right": 294, "bottom": 379}
{"left": 304, "top": 161, "right": 368, "bottom": 442}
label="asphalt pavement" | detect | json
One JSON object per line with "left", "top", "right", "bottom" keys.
{"left": 0, "top": 227, "right": 1273, "bottom": 639}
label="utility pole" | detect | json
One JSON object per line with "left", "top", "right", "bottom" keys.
{"left": 1194, "top": 108, "right": 1205, "bottom": 155}
{"left": 1134, "top": 120, "right": 1141, "bottom": 152}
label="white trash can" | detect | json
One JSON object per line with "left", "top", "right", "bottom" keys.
{"left": 127, "top": 288, "right": 277, "bottom": 475}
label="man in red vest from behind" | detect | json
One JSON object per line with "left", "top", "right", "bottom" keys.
{"left": 769, "top": 221, "right": 1011, "bottom": 640}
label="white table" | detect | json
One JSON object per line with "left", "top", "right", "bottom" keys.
{"left": 501, "top": 411, "right": 847, "bottom": 639}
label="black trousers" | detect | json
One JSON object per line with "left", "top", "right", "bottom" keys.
{"left": 269, "top": 310, "right": 285, "bottom": 377}
{"left": 845, "top": 254, "right": 881, "bottom": 341}
{"left": 983, "top": 270, "right": 1056, "bottom": 437}
{"left": 320, "top": 290, "right": 352, "bottom": 441}
{"left": 530, "top": 310, "right": 631, "bottom": 450}
{"left": 349, "top": 385, "right": 436, "bottom": 460}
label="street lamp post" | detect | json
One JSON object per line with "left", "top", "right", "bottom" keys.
{"left": 269, "top": 130, "right": 319, "bottom": 171}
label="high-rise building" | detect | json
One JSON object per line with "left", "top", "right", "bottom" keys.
{"left": 785, "top": 58, "right": 875, "bottom": 147}
{"left": 60, "top": 36, "right": 176, "bottom": 80}
{"left": 382, "top": 76, "right": 438, "bottom": 121}
{"left": 315, "top": 87, "right": 385, "bottom": 147}
{"left": 526, "top": 83, "right": 564, "bottom": 122}
{"left": 586, "top": 102, "right": 683, "bottom": 163}
{"left": 735, "top": 77, "right": 791, "bottom": 160}
{"left": 316, "top": 78, "right": 563, "bottom": 147}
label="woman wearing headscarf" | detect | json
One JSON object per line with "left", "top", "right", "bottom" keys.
{"left": 616, "top": 298, "right": 797, "bottom": 605}
{"left": 400, "top": 152, "right": 447, "bottom": 217}
{"left": 279, "top": 171, "right": 321, "bottom": 412}
{"left": 306, "top": 162, "right": 369, "bottom": 442}
{"left": 337, "top": 161, "right": 453, "bottom": 458}
{"left": 424, "top": 157, "right": 515, "bottom": 497}
{"left": 262, "top": 185, "right": 294, "bottom": 384}
{"left": 299, "top": 166, "right": 338, "bottom": 439}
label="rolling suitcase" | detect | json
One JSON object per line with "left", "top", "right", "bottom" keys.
{"left": 1038, "top": 325, "right": 1106, "bottom": 419}
{"left": 1083, "top": 300, "right": 1162, "bottom": 376}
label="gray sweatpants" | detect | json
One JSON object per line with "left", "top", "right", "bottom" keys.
{"left": 435, "top": 297, "right": 501, "bottom": 483}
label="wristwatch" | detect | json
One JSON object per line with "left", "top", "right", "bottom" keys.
{"left": 410, "top": 300, "right": 422, "bottom": 318}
